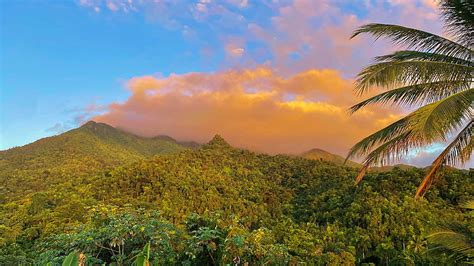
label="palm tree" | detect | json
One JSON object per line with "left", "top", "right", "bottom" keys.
{"left": 347, "top": 0, "right": 473, "bottom": 198}
{"left": 427, "top": 200, "right": 474, "bottom": 263}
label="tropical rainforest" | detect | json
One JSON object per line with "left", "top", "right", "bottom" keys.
{"left": 0, "top": 121, "right": 472, "bottom": 265}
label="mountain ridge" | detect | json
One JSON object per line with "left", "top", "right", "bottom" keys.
{"left": 1, "top": 121, "right": 471, "bottom": 265}
{"left": 0, "top": 121, "right": 189, "bottom": 200}
{"left": 300, "top": 148, "right": 362, "bottom": 168}
{"left": 1, "top": 121, "right": 421, "bottom": 170}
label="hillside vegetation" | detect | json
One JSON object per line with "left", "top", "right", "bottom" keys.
{"left": 301, "top": 148, "right": 362, "bottom": 168}
{"left": 0, "top": 121, "right": 190, "bottom": 202}
{"left": 0, "top": 123, "right": 472, "bottom": 265}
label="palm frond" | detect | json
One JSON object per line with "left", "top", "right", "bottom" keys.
{"left": 408, "top": 89, "right": 473, "bottom": 142}
{"left": 440, "top": 0, "right": 474, "bottom": 47}
{"left": 355, "top": 164, "right": 368, "bottom": 185}
{"left": 349, "top": 80, "right": 471, "bottom": 113}
{"left": 349, "top": 91, "right": 472, "bottom": 184}
{"left": 375, "top": 50, "right": 474, "bottom": 66}
{"left": 361, "top": 131, "right": 420, "bottom": 167}
{"left": 355, "top": 61, "right": 473, "bottom": 94}
{"left": 428, "top": 223, "right": 474, "bottom": 262}
{"left": 351, "top": 23, "right": 473, "bottom": 60}
{"left": 348, "top": 89, "right": 473, "bottom": 162}
{"left": 428, "top": 230, "right": 473, "bottom": 260}
{"left": 460, "top": 200, "right": 474, "bottom": 210}
{"left": 346, "top": 117, "right": 411, "bottom": 160}
{"left": 415, "top": 120, "right": 473, "bottom": 198}
{"left": 352, "top": 131, "right": 423, "bottom": 184}
{"left": 349, "top": 2, "right": 474, "bottom": 198}
{"left": 442, "top": 120, "right": 473, "bottom": 166}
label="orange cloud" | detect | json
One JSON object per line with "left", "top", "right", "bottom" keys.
{"left": 94, "top": 67, "right": 402, "bottom": 156}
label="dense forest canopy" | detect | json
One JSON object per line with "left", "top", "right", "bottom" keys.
{"left": 0, "top": 122, "right": 472, "bottom": 265}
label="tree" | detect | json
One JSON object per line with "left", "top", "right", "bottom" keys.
{"left": 427, "top": 200, "right": 474, "bottom": 263}
{"left": 347, "top": 0, "right": 473, "bottom": 198}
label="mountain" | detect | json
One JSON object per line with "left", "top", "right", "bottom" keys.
{"left": 0, "top": 126, "right": 472, "bottom": 265}
{"left": 151, "top": 135, "right": 201, "bottom": 149}
{"left": 300, "top": 148, "right": 419, "bottom": 172}
{"left": 301, "top": 148, "right": 362, "bottom": 168}
{"left": 0, "top": 121, "right": 190, "bottom": 171}
{"left": 0, "top": 121, "right": 190, "bottom": 200}
{"left": 371, "top": 164, "right": 416, "bottom": 172}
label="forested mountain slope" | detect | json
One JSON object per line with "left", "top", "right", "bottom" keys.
{"left": 0, "top": 121, "right": 189, "bottom": 201}
{"left": 301, "top": 148, "right": 362, "bottom": 168}
{"left": 0, "top": 132, "right": 472, "bottom": 265}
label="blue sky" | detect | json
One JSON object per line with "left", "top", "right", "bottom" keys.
{"left": 2, "top": 0, "right": 470, "bottom": 168}
{"left": 2, "top": 1, "right": 216, "bottom": 149}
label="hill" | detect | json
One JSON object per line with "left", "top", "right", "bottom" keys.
{"left": 0, "top": 131, "right": 472, "bottom": 265}
{"left": 301, "top": 148, "right": 362, "bottom": 168}
{"left": 300, "top": 148, "right": 420, "bottom": 172}
{"left": 371, "top": 163, "right": 416, "bottom": 172}
{"left": 0, "top": 121, "right": 189, "bottom": 200}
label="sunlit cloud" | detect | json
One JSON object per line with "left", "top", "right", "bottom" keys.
{"left": 76, "top": 0, "right": 459, "bottom": 167}
{"left": 93, "top": 68, "right": 401, "bottom": 156}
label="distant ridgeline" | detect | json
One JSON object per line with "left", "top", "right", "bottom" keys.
{"left": 0, "top": 122, "right": 472, "bottom": 265}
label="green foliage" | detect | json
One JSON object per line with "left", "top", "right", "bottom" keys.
{"left": 427, "top": 200, "right": 474, "bottom": 264}
{"left": 134, "top": 242, "right": 151, "bottom": 266}
{"left": 301, "top": 148, "right": 361, "bottom": 168}
{"left": 0, "top": 121, "right": 189, "bottom": 203}
{"left": 62, "top": 251, "right": 79, "bottom": 266}
{"left": 0, "top": 124, "right": 472, "bottom": 265}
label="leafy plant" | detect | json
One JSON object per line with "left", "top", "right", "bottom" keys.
{"left": 62, "top": 251, "right": 79, "bottom": 266}
{"left": 134, "top": 242, "right": 151, "bottom": 266}
{"left": 1, "top": 120, "right": 472, "bottom": 265}
{"left": 347, "top": 0, "right": 473, "bottom": 198}
{"left": 428, "top": 200, "right": 474, "bottom": 263}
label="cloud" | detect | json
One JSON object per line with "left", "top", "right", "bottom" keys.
{"left": 49, "top": 102, "right": 109, "bottom": 134}
{"left": 78, "top": 0, "right": 136, "bottom": 13}
{"left": 242, "top": 0, "right": 442, "bottom": 76}
{"left": 399, "top": 142, "right": 474, "bottom": 169}
{"left": 76, "top": 0, "right": 462, "bottom": 167}
{"left": 225, "top": 37, "right": 246, "bottom": 58}
{"left": 46, "top": 123, "right": 73, "bottom": 134}
{"left": 75, "top": 0, "right": 443, "bottom": 77}
{"left": 228, "top": 0, "right": 248, "bottom": 8}
{"left": 227, "top": 47, "right": 245, "bottom": 57}
{"left": 93, "top": 67, "right": 401, "bottom": 156}
{"left": 106, "top": 1, "right": 119, "bottom": 12}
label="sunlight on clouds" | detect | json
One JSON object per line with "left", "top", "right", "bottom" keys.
{"left": 77, "top": 0, "right": 448, "bottom": 163}
{"left": 278, "top": 101, "right": 342, "bottom": 114}
{"left": 94, "top": 67, "right": 401, "bottom": 156}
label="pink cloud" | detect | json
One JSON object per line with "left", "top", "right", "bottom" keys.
{"left": 76, "top": 1, "right": 443, "bottom": 76}
{"left": 93, "top": 68, "right": 402, "bottom": 156}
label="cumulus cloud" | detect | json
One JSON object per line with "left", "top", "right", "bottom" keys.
{"left": 93, "top": 68, "right": 401, "bottom": 156}
{"left": 76, "top": 0, "right": 460, "bottom": 167}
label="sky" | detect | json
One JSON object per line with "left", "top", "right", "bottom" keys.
{"left": 1, "top": 0, "right": 471, "bottom": 167}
